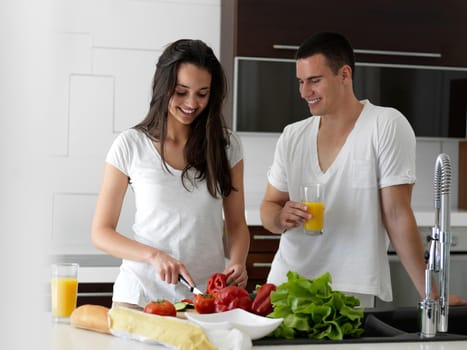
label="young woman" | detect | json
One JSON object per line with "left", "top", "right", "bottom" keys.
{"left": 92, "top": 39, "right": 250, "bottom": 309}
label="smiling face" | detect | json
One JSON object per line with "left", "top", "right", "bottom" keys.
{"left": 296, "top": 54, "right": 347, "bottom": 117}
{"left": 168, "top": 63, "right": 212, "bottom": 127}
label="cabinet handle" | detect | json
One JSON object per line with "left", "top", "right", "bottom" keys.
{"left": 252, "top": 262, "right": 272, "bottom": 268}
{"left": 272, "top": 44, "right": 300, "bottom": 51}
{"left": 353, "top": 49, "right": 442, "bottom": 58}
{"left": 253, "top": 234, "right": 280, "bottom": 240}
{"left": 273, "top": 45, "right": 442, "bottom": 58}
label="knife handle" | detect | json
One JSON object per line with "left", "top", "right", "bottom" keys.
{"left": 178, "top": 274, "right": 203, "bottom": 294}
{"left": 178, "top": 274, "right": 195, "bottom": 291}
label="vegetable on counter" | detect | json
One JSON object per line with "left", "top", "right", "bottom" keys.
{"left": 143, "top": 300, "right": 177, "bottom": 317}
{"left": 251, "top": 283, "right": 276, "bottom": 316}
{"left": 206, "top": 273, "right": 228, "bottom": 295}
{"left": 194, "top": 293, "right": 216, "bottom": 314}
{"left": 214, "top": 285, "right": 252, "bottom": 313}
{"left": 174, "top": 300, "right": 194, "bottom": 312}
{"left": 269, "top": 271, "right": 364, "bottom": 340}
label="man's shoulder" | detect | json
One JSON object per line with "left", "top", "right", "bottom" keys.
{"left": 283, "top": 116, "right": 315, "bottom": 134}
{"left": 363, "top": 99, "right": 404, "bottom": 120}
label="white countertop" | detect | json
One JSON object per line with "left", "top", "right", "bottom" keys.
{"left": 48, "top": 320, "right": 467, "bottom": 350}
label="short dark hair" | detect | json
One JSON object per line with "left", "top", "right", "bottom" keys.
{"left": 295, "top": 32, "right": 355, "bottom": 76}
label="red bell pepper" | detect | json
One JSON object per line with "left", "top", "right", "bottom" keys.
{"left": 206, "top": 273, "right": 228, "bottom": 295}
{"left": 251, "top": 283, "right": 276, "bottom": 316}
{"left": 214, "top": 285, "right": 252, "bottom": 313}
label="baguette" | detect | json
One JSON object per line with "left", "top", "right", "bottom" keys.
{"left": 70, "top": 304, "right": 111, "bottom": 334}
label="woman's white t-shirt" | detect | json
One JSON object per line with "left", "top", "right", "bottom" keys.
{"left": 267, "top": 100, "right": 416, "bottom": 302}
{"left": 106, "top": 128, "right": 243, "bottom": 306}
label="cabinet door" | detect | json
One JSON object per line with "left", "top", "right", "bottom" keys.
{"left": 236, "top": 0, "right": 467, "bottom": 67}
{"left": 77, "top": 283, "right": 113, "bottom": 308}
{"left": 246, "top": 226, "right": 280, "bottom": 292}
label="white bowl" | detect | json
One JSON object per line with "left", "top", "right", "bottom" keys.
{"left": 185, "top": 308, "right": 282, "bottom": 340}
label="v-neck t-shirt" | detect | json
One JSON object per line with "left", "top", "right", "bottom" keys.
{"left": 266, "top": 100, "right": 416, "bottom": 301}
{"left": 105, "top": 128, "right": 243, "bottom": 306}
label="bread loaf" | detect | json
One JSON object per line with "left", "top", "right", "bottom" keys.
{"left": 70, "top": 304, "right": 110, "bottom": 334}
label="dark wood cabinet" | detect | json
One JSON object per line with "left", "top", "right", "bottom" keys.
{"left": 235, "top": 0, "right": 467, "bottom": 67}
{"left": 77, "top": 283, "right": 114, "bottom": 308}
{"left": 460, "top": 142, "right": 467, "bottom": 209}
{"left": 246, "top": 226, "right": 280, "bottom": 293}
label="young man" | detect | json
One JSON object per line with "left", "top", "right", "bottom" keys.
{"left": 260, "top": 32, "right": 465, "bottom": 307}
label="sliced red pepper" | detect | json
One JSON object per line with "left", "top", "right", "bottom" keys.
{"left": 206, "top": 273, "right": 228, "bottom": 295}
{"left": 214, "top": 285, "right": 252, "bottom": 313}
{"left": 251, "top": 283, "right": 276, "bottom": 316}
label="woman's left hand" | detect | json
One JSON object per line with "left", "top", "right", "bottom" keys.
{"left": 223, "top": 264, "right": 248, "bottom": 289}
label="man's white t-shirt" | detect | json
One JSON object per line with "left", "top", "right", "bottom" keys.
{"left": 267, "top": 100, "right": 416, "bottom": 302}
{"left": 106, "top": 128, "right": 243, "bottom": 306}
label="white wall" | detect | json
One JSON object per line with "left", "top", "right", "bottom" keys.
{"left": 46, "top": 0, "right": 221, "bottom": 255}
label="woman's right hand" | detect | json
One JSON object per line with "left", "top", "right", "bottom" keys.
{"left": 148, "top": 249, "right": 193, "bottom": 286}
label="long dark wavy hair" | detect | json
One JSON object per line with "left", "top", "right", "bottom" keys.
{"left": 134, "top": 39, "right": 234, "bottom": 198}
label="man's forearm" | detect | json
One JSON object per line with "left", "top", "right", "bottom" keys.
{"left": 260, "top": 201, "right": 285, "bottom": 234}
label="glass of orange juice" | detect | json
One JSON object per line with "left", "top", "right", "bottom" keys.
{"left": 302, "top": 184, "right": 325, "bottom": 235}
{"left": 51, "top": 263, "right": 79, "bottom": 322}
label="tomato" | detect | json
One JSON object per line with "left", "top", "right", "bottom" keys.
{"left": 143, "top": 300, "right": 177, "bottom": 317}
{"left": 251, "top": 283, "right": 276, "bottom": 316}
{"left": 206, "top": 273, "right": 228, "bottom": 295}
{"left": 194, "top": 294, "right": 215, "bottom": 314}
{"left": 214, "top": 285, "right": 252, "bottom": 313}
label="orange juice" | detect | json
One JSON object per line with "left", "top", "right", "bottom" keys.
{"left": 303, "top": 201, "right": 324, "bottom": 232}
{"left": 51, "top": 277, "right": 78, "bottom": 318}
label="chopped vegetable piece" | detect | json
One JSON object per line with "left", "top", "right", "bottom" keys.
{"left": 206, "top": 273, "right": 228, "bottom": 295}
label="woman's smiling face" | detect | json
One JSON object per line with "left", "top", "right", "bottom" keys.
{"left": 168, "top": 63, "right": 212, "bottom": 126}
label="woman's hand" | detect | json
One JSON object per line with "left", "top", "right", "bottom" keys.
{"left": 223, "top": 263, "right": 248, "bottom": 289}
{"left": 148, "top": 249, "right": 192, "bottom": 285}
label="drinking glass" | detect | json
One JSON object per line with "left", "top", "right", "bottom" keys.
{"left": 302, "top": 184, "right": 325, "bottom": 235}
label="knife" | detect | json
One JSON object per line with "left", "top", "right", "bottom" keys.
{"left": 178, "top": 274, "right": 204, "bottom": 295}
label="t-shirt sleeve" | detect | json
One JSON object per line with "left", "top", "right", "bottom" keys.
{"left": 378, "top": 111, "right": 417, "bottom": 188}
{"left": 267, "top": 129, "right": 289, "bottom": 192}
{"left": 227, "top": 131, "right": 244, "bottom": 168}
{"left": 105, "top": 131, "right": 131, "bottom": 176}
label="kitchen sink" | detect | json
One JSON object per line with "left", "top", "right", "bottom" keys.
{"left": 366, "top": 306, "right": 467, "bottom": 337}
{"left": 252, "top": 306, "right": 467, "bottom": 345}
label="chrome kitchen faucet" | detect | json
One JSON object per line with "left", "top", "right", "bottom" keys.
{"left": 419, "top": 153, "right": 452, "bottom": 337}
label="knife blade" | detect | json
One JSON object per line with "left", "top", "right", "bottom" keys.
{"left": 178, "top": 274, "right": 204, "bottom": 295}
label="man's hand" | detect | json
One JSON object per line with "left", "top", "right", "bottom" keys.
{"left": 449, "top": 294, "right": 467, "bottom": 306}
